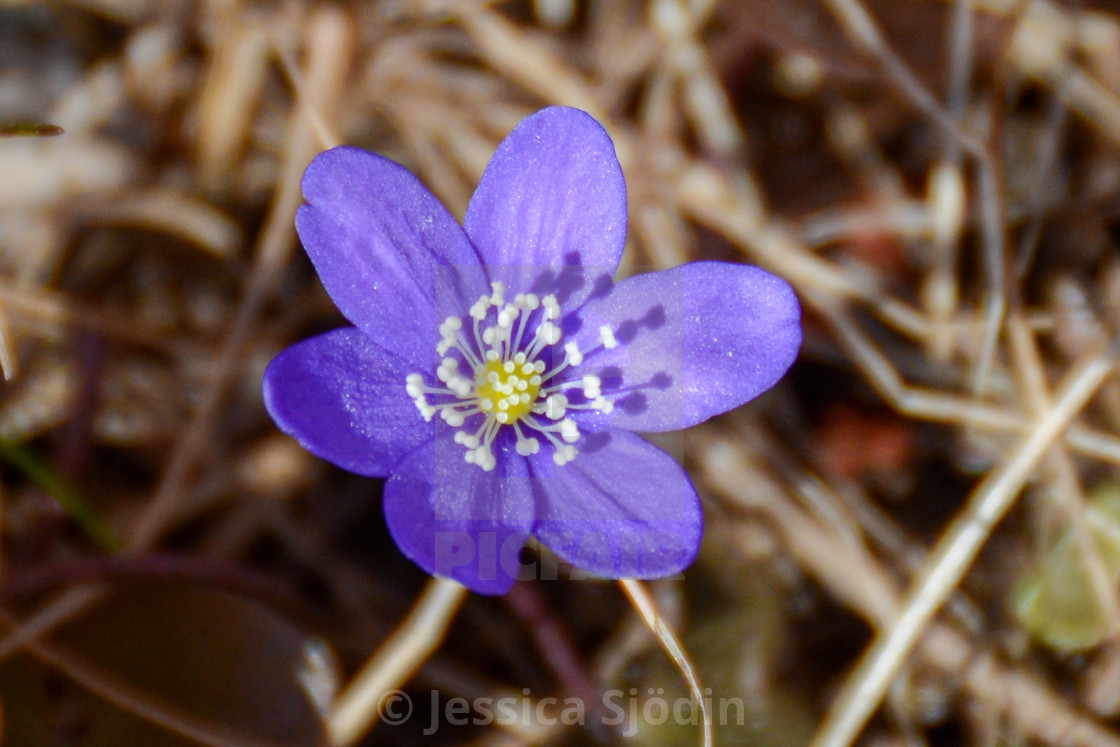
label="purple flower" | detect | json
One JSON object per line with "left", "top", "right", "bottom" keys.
{"left": 262, "top": 107, "right": 801, "bottom": 594}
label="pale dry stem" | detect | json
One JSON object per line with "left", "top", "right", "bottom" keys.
{"left": 699, "top": 430, "right": 1120, "bottom": 747}
{"left": 0, "top": 5, "right": 354, "bottom": 737}
{"left": 619, "top": 578, "right": 713, "bottom": 747}
{"left": 810, "top": 341, "right": 1119, "bottom": 747}
{"left": 328, "top": 577, "right": 471, "bottom": 746}
{"left": 6, "top": 1, "right": 1120, "bottom": 744}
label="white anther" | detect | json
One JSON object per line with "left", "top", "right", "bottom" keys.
{"left": 542, "top": 295, "right": 560, "bottom": 319}
{"left": 516, "top": 437, "right": 541, "bottom": 456}
{"left": 470, "top": 298, "right": 491, "bottom": 320}
{"left": 524, "top": 294, "right": 540, "bottom": 310}
{"left": 486, "top": 350, "right": 500, "bottom": 362}
{"left": 599, "top": 325, "right": 617, "bottom": 349}
{"left": 514, "top": 352, "right": 527, "bottom": 365}
{"left": 417, "top": 402, "right": 435, "bottom": 422}
{"left": 560, "top": 418, "right": 580, "bottom": 443}
{"left": 545, "top": 394, "right": 568, "bottom": 419}
{"left": 503, "top": 361, "right": 515, "bottom": 373}
{"left": 537, "top": 322, "right": 561, "bottom": 345}
{"left": 553, "top": 444, "right": 577, "bottom": 466}
{"left": 482, "top": 327, "right": 497, "bottom": 346}
{"left": 498, "top": 307, "right": 517, "bottom": 328}
{"left": 582, "top": 375, "right": 601, "bottom": 398}
{"left": 564, "top": 342, "right": 583, "bottom": 366}
{"left": 592, "top": 396, "right": 614, "bottom": 414}
{"left": 468, "top": 445, "right": 497, "bottom": 470}
{"left": 489, "top": 281, "right": 506, "bottom": 306}
{"left": 441, "top": 409, "right": 465, "bottom": 427}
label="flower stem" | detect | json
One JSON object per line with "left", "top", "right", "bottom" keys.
{"left": 619, "top": 579, "right": 712, "bottom": 747}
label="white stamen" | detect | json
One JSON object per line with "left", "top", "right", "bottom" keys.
{"left": 441, "top": 409, "right": 465, "bottom": 427}
{"left": 599, "top": 325, "right": 618, "bottom": 349}
{"left": 542, "top": 294, "right": 560, "bottom": 320}
{"left": 560, "top": 418, "right": 580, "bottom": 443}
{"left": 553, "top": 444, "right": 577, "bottom": 465}
{"left": 537, "top": 322, "right": 560, "bottom": 345}
{"left": 470, "top": 298, "right": 490, "bottom": 320}
{"left": 564, "top": 342, "right": 583, "bottom": 366}
{"left": 407, "top": 287, "right": 619, "bottom": 471}
{"left": 582, "top": 375, "right": 601, "bottom": 399}
{"left": 489, "top": 281, "right": 505, "bottom": 306}
{"left": 545, "top": 394, "right": 568, "bottom": 420}
{"left": 516, "top": 436, "right": 540, "bottom": 456}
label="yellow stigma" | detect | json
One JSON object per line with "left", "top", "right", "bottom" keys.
{"left": 475, "top": 359, "right": 540, "bottom": 423}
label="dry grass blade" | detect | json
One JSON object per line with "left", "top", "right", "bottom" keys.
{"left": 812, "top": 340, "right": 1120, "bottom": 747}
{"left": 328, "top": 578, "right": 469, "bottom": 746}
{"left": 619, "top": 579, "right": 712, "bottom": 747}
{"left": 699, "top": 431, "right": 1120, "bottom": 747}
{"left": 9, "top": 0, "right": 1120, "bottom": 744}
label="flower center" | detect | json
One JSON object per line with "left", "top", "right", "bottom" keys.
{"left": 405, "top": 282, "right": 617, "bottom": 472}
{"left": 475, "top": 358, "right": 540, "bottom": 422}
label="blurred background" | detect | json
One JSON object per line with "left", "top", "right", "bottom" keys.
{"left": 4, "top": 0, "right": 1120, "bottom": 744}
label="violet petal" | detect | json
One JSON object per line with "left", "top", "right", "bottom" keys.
{"left": 565, "top": 261, "right": 801, "bottom": 432}
{"left": 529, "top": 430, "right": 702, "bottom": 578}
{"left": 297, "top": 147, "right": 489, "bottom": 368}
{"left": 464, "top": 107, "right": 626, "bottom": 308}
{"left": 384, "top": 431, "right": 534, "bottom": 595}
{"left": 262, "top": 328, "right": 442, "bottom": 477}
